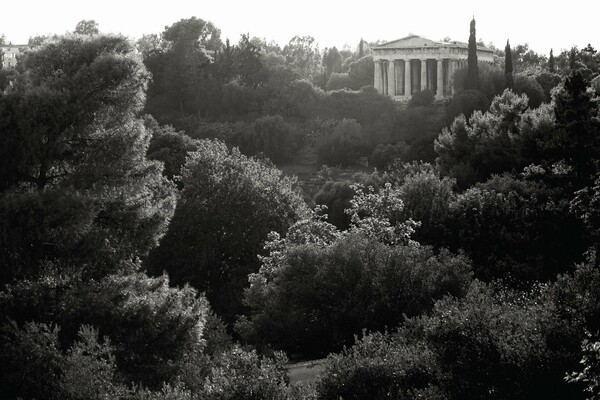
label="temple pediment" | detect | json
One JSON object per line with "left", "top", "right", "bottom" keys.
{"left": 376, "top": 35, "right": 444, "bottom": 49}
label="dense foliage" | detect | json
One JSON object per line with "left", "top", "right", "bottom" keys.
{"left": 2, "top": 15, "right": 600, "bottom": 400}
{"left": 146, "top": 140, "right": 308, "bottom": 322}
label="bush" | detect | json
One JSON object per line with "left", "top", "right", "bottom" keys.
{"left": 316, "top": 119, "right": 370, "bottom": 166}
{"left": 514, "top": 74, "right": 545, "bottom": 107}
{"left": 60, "top": 326, "right": 128, "bottom": 400}
{"left": 391, "top": 162, "right": 456, "bottom": 245}
{"left": 0, "top": 271, "right": 210, "bottom": 389}
{"left": 347, "top": 55, "right": 375, "bottom": 90}
{"left": 145, "top": 116, "right": 198, "bottom": 183}
{"left": 405, "top": 281, "right": 584, "bottom": 400}
{"left": 369, "top": 142, "right": 409, "bottom": 170}
{"left": 0, "top": 322, "right": 129, "bottom": 400}
{"left": 408, "top": 90, "right": 435, "bottom": 107}
{"left": 322, "top": 88, "right": 395, "bottom": 127}
{"left": 436, "top": 90, "right": 532, "bottom": 189}
{"left": 0, "top": 321, "right": 64, "bottom": 400}
{"left": 239, "top": 232, "right": 472, "bottom": 356}
{"left": 326, "top": 72, "right": 352, "bottom": 91}
{"left": 198, "top": 346, "right": 291, "bottom": 400}
{"left": 535, "top": 72, "right": 562, "bottom": 102}
{"left": 444, "top": 89, "right": 490, "bottom": 126}
{"left": 453, "top": 63, "right": 506, "bottom": 101}
{"left": 313, "top": 181, "right": 355, "bottom": 230}
{"left": 264, "top": 79, "right": 323, "bottom": 120}
{"left": 146, "top": 140, "right": 308, "bottom": 323}
{"left": 316, "top": 332, "right": 445, "bottom": 400}
{"left": 445, "top": 175, "right": 585, "bottom": 285}
{"left": 316, "top": 269, "right": 599, "bottom": 400}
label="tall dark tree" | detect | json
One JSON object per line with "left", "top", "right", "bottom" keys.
{"left": 570, "top": 47, "right": 578, "bottom": 70}
{"left": 323, "top": 46, "right": 343, "bottom": 78}
{"left": 466, "top": 17, "right": 480, "bottom": 90}
{"left": 0, "top": 35, "right": 177, "bottom": 282}
{"left": 359, "top": 38, "right": 364, "bottom": 58}
{"left": 505, "top": 39, "right": 514, "bottom": 90}
{"left": 548, "top": 48, "right": 555, "bottom": 72}
{"left": 554, "top": 70, "right": 600, "bottom": 188}
{"left": 142, "top": 17, "right": 226, "bottom": 122}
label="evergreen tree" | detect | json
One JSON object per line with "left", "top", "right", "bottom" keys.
{"left": 467, "top": 17, "right": 480, "bottom": 90}
{"left": 359, "top": 38, "right": 364, "bottom": 58}
{"left": 570, "top": 47, "right": 577, "bottom": 70}
{"left": 505, "top": 39, "right": 514, "bottom": 90}
{"left": 554, "top": 70, "right": 600, "bottom": 188}
{"left": 548, "top": 48, "right": 555, "bottom": 72}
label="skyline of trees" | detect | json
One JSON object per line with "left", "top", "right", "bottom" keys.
{"left": 1, "top": 15, "right": 600, "bottom": 400}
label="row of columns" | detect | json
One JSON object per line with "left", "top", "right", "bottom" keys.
{"left": 376, "top": 58, "right": 467, "bottom": 99}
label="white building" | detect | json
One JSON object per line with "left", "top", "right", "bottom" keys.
{"left": 372, "top": 35, "right": 494, "bottom": 100}
{"left": 1, "top": 44, "right": 29, "bottom": 68}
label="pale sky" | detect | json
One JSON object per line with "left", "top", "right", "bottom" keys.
{"left": 3, "top": 0, "right": 598, "bottom": 55}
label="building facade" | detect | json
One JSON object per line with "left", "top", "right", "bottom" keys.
{"left": 1, "top": 44, "right": 29, "bottom": 68}
{"left": 372, "top": 35, "right": 494, "bottom": 100}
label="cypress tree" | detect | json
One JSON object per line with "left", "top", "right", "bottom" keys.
{"left": 359, "top": 38, "right": 364, "bottom": 58}
{"left": 548, "top": 48, "right": 555, "bottom": 72}
{"left": 505, "top": 39, "right": 514, "bottom": 90}
{"left": 467, "top": 17, "right": 479, "bottom": 90}
{"left": 569, "top": 47, "right": 577, "bottom": 70}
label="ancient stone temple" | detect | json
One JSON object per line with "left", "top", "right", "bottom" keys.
{"left": 372, "top": 35, "right": 494, "bottom": 100}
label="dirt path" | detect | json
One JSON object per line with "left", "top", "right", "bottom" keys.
{"left": 287, "top": 359, "right": 327, "bottom": 384}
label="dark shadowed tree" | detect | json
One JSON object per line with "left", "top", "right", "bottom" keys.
{"left": 505, "top": 40, "right": 514, "bottom": 89}
{"left": 323, "top": 47, "right": 343, "bottom": 82}
{"left": 0, "top": 35, "right": 177, "bottom": 283}
{"left": 146, "top": 140, "right": 308, "bottom": 323}
{"left": 548, "top": 48, "right": 555, "bottom": 72}
{"left": 554, "top": 69, "right": 600, "bottom": 188}
{"left": 570, "top": 47, "right": 578, "bottom": 70}
{"left": 467, "top": 17, "right": 479, "bottom": 90}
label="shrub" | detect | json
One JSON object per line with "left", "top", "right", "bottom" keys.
{"left": 313, "top": 181, "right": 355, "bottom": 230}
{"left": 326, "top": 72, "right": 352, "bottom": 91}
{"left": 239, "top": 232, "right": 472, "bottom": 356}
{"left": 145, "top": 116, "right": 198, "bottom": 183}
{"left": 393, "top": 163, "right": 456, "bottom": 245}
{"left": 60, "top": 326, "right": 128, "bottom": 400}
{"left": 444, "top": 89, "right": 490, "bottom": 126}
{"left": 514, "top": 74, "right": 545, "bottom": 107}
{"left": 198, "top": 346, "right": 291, "bottom": 400}
{"left": 535, "top": 72, "right": 562, "bottom": 102}
{"left": 445, "top": 175, "right": 585, "bottom": 285}
{"left": 0, "top": 321, "right": 64, "bottom": 400}
{"left": 316, "top": 332, "right": 445, "bottom": 400}
{"left": 0, "top": 271, "right": 210, "bottom": 389}
{"left": 369, "top": 142, "right": 409, "bottom": 170}
{"left": 347, "top": 55, "right": 375, "bottom": 90}
{"left": 146, "top": 140, "right": 308, "bottom": 323}
{"left": 408, "top": 89, "right": 435, "bottom": 107}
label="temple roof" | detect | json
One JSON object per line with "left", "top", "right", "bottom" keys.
{"left": 374, "top": 35, "right": 491, "bottom": 52}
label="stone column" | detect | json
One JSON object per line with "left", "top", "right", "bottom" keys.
{"left": 449, "top": 59, "right": 456, "bottom": 95}
{"left": 420, "top": 59, "right": 427, "bottom": 91}
{"left": 404, "top": 59, "right": 411, "bottom": 97}
{"left": 374, "top": 60, "right": 381, "bottom": 93}
{"left": 387, "top": 59, "right": 395, "bottom": 96}
{"left": 382, "top": 61, "right": 388, "bottom": 95}
{"left": 436, "top": 59, "right": 444, "bottom": 99}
